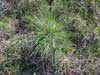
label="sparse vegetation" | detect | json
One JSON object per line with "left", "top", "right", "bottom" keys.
{"left": 0, "top": 0, "right": 100, "bottom": 75}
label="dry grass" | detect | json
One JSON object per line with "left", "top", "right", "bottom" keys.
{"left": 0, "top": 0, "right": 100, "bottom": 75}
